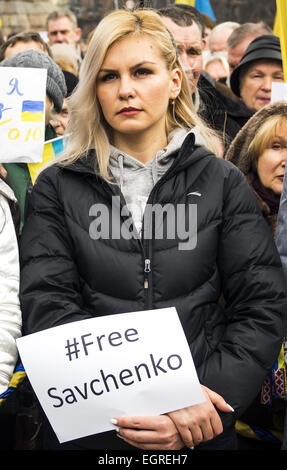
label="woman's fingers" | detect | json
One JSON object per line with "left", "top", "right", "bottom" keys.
{"left": 111, "top": 385, "right": 234, "bottom": 450}
{"left": 167, "top": 384, "right": 232, "bottom": 448}
{"left": 202, "top": 385, "right": 234, "bottom": 413}
{"left": 111, "top": 415, "right": 185, "bottom": 450}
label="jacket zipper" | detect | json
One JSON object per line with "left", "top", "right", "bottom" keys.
{"left": 144, "top": 258, "right": 151, "bottom": 289}
{"left": 74, "top": 136, "right": 196, "bottom": 309}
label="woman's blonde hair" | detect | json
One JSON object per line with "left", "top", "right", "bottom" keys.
{"left": 56, "top": 8, "right": 220, "bottom": 180}
{"left": 248, "top": 114, "right": 287, "bottom": 172}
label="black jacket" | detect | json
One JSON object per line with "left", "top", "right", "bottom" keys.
{"left": 20, "top": 133, "right": 287, "bottom": 449}
{"left": 198, "top": 75, "right": 253, "bottom": 150}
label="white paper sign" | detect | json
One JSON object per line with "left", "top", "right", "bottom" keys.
{"left": 271, "top": 82, "right": 287, "bottom": 104}
{"left": 16, "top": 307, "right": 205, "bottom": 444}
{"left": 0, "top": 67, "right": 47, "bottom": 163}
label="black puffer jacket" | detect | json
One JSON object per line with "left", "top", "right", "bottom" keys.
{"left": 20, "top": 133, "right": 287, "bottom": 449}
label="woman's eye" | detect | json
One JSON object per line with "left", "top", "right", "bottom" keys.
{"left": 101, "top": 73, "right": 117, "bottom": 82}
{"left": 271, "top": 142, "right": 282, "bottom": 150}
{"left": 274, "top": 75, "right": 284, "bottom": 81}
{"left": 135, "top": 68, "right": 152, "bottom": 77}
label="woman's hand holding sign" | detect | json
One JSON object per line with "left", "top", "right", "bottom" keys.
{"left": 111, "top": 385, "right": 234, "bottom": 449}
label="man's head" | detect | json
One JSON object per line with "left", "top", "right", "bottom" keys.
{"left": 158, "top": 5, "right": 206, "bottom": 92}
{"left": 46, "top": 9, "right": 81, "bottom": 49}
{"left": 207, "top": 21, "right": 240, "bottom": 52}
{"left": 0, "top": 31, "right": 52, "bottom": 62}
{"left": 227, "top": 21, "right": 273, "bottom": 74}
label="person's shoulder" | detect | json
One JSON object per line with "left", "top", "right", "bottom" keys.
{"left": 203, "top": 155, "right": 246, "bottom": 188}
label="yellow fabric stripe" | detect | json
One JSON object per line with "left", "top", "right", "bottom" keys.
{"left": 21, "top": 111, "right": 44, "bottom": 122}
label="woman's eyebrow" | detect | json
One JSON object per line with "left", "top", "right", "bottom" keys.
{"left": 98, "top": 61, "right": 157, "bottom": 74}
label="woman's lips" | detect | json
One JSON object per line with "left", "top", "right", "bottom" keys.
{"left": 258, "top": 97, "right": 270, "bottom": 102}
{"left": 118, "top": 107, "right": 142, "bottom": 116}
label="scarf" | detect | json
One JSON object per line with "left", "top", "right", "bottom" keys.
{"left": 252, "top": 175, "right": 280, "bottom": 215}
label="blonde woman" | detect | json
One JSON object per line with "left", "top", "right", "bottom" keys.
{"left": 20, "top": 9, "right": 287, "bottom": 451}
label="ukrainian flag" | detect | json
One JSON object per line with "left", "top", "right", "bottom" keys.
{"left": 21, "top": 100, "right": 44, "bottom": 122}
{"left": 175, "top": 0, "right": 216, "bottom": 21}
{"left": 0, "top": 364, "right": 26, "bottom": 406}
{"left": 274, "top": 0, "right": 287, "bottom": 81}
{"left": 28, "top": 134, "right": 66, "bottom": 184}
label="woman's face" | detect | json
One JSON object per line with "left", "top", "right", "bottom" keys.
{"left": 257, "top": 121, "right": 287, "bottom": 196}
{"left": 96, "top": 34, "right": 181, "bottom": 148}
{"left": 240, "top": 59, "right": 284, "bottom": 112}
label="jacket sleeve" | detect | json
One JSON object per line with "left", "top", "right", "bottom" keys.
{"left": 0, "top": 195, "right": 22, "bottom": 395}
{"left": 276, "top": 172, "right": 287, "bottom": 279}
{"left": 197, "top": 163, "right": 287, "bottom": 425}
{"left": 20, "top": 167, "right": 93, "bottom": 336}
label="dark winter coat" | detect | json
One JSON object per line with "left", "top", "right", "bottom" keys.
{"left": 198, "top": 75, "right": 253, "bottom": 151}
{"left": 19, "top": 133, "right": 287, "bottom": 449}
{"left": 226, "top": 101, "right": 287, "bottom": 447}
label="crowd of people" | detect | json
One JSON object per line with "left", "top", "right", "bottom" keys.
{"left": 0, "top": 2, "right": 287, "bottom": 452}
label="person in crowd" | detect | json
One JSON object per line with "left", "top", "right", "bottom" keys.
{"left": 276, "top": 144, "right": 287, "bottom": 452}
{"left": 19, "top": 8, "right": 287, "bottom": 451}
{"left": 0, "top": 174, "right": 22, "bottom": 450}
{"left": 207, "top": 21, "right": 240, "bottom": 53}
{"left": 0, "top": 31, "right": 52, "bottom": 62}
{"left": 158, "top": 5, "right": 206, "bottom": 94}
{"left": 158, "top": 5, "right": 253, "bottom": 150}
{"left": 200, "top": 13, "right": 216, "bottom": 48}
{"left": 276, "top": 167, "right": 287, "bottom": 281}
{"left": 46, "top": 8, "right": 82, "bottom": 61}
{"left": 49, "top": 43, "right": 79, "bottom": 76}
{"left": 230, "top": 35, "right": 284, "bottom": 115}
{"left": 50, "top": 70, "right": 78, "bottom": 137}
{"left": 0, "top": 176, "right": 22, "bottom": 396}
{"left": 0, "top": 30, "right": 4, "bottom": 48}
{"left": 203, "top": 50, "right": 229, "bottom": 84}
{"left": 0, "top": 49, "right": 66, "bottom": 234}
{"left": 227, "top": 21, "right": 273, "bottom": 74}
{"left": 226, "top": 101, "right": 287, "bottom": 449}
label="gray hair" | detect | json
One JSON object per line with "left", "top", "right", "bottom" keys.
{"left": 227, "top": 21, "right": 273, "bottom": 49}
{"left": 46, "top": 8, "right": 78, "bottom": 30}
{"left": 208, "top": 21, "right": 240, "bottom": 49}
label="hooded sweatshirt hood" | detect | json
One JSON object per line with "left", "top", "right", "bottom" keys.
{"left": 109, "top": 126, "right": 207, "bottom": 236}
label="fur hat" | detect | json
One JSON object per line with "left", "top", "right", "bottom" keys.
{"left": 0, "top": 49, "right": 67, "bottom": 113}
{"left": 226, "top": 100, "right": 287, "bottom": 175}
{"left": 230, "top": 35, "right": 282, "bottom": 97}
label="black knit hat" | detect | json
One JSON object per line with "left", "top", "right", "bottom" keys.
{"left": 0, "top": 49, "right": 67, "bottom": 113}
{"left": 230, "top": 34, "right": 282, "bottom": 97}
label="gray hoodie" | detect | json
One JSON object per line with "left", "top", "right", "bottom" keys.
{"left": 109, "top": 126, "right": 206, "bottom": 237}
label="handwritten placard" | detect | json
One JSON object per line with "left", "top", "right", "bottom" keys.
{"left": 16, "top": 307, "right": 205, "bottom": 444}
{"left": 0, "top": 67, "right": 47, "bottom": 163}
{"left": 271, "top": 82, "right": 287, "bottom": 104}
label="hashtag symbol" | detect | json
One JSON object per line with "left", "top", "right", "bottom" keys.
{"left": 65, "top": 337, "right": 80, "bottom": 361}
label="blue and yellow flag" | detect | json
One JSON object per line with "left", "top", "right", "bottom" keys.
{"left": 28, "top": 134, "right": 66, "bottom": 184}
{"left": 0, "top": 364, "right": 26, "bottom": 406}
{"left": 175, "top": 0, "right": 216, "bottom": 21}
{"left": 274, "top": 0, "right": 287, "bottom": 81}
{"left": 21, "top": 100, "right": 44, "bottom": 122}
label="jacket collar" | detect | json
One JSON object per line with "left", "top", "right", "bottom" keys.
{"left": 61, "top": 132, "right": 213, "bottom": 179}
